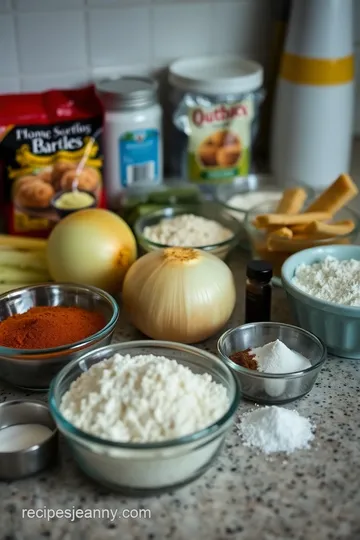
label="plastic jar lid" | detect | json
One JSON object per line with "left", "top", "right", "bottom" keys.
{"left": 169, "top": 55, "right": 263, "bottom": 95}
{"left": 96, "top": 76, "right": 159, "bottom": 110}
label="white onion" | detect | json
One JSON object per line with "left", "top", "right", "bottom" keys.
{"left": 47, "top": 209, "right": 137, "bottom": 293}
{"left": 122, "top": 247, "right": 236, "bottom": 343}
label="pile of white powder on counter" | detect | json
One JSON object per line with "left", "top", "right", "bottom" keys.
{"left": 292, "top": 256, "right": 360, "bottom": 306}
{"left": 251, "top": 339, "right": 311, "bottom": 374}
{"left": 143, "top": 213, "right": 233, "bottom": 247}
{"left": 237, "top": 406, "right": 315, "bottom": 454}
{"left": 60, "top": 353, "right": 229, "bottom": 443}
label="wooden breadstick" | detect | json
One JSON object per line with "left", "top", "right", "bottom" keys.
{"left": 302, "top": 219, "right": 355, "bottom": 238}
{"left": 290, "top": 224, "right": 307, "bottom": 234}
{"left": 256, "top": 212, "right": 331, "bottom": 228}
{"left": 267, "top": 227, "right": 293, "bottom": 239}
{"left": 275, "top": 187, "right": 307, "bottom": 214}
{"left": 267, "top": 234, "right": 351, "bottom": 253}
{"left": 305, "top": 174, "right": 358, "bottom": 215}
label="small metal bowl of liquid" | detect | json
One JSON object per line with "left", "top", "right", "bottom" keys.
{"left": 0, "top": 400, "right": 58, "bottom": 480}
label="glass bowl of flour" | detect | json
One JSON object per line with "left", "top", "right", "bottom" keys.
{"left": 217, "top": 322, "right": 326, "bottom": 404}
{"left": 49, "top": 340, "right": 240, "bottom": 495}
{"left": 134, "top": 202, "right": 241, "bottom": 260}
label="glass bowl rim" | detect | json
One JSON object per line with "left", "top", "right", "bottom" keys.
{"left": 215, "top": 176, "right": 315, "bottom": 213}
{"left": 49, "top": 340, "right": 241, "bottom": 450}
{"left": 216, "top": 189, "right": 283, "bottom": 214}
{"left": 243, "top": 201, "right": 360, "bottom": 242}
{"left": 134, "top": 204, "right": 242, "bottom": 250}
{"left": 217, "top": 322, "right": 327, "bottom": 378}
{"left": 0, "top": 282, "right": 119, "bottom": 357}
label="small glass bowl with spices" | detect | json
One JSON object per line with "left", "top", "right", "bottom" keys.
{"left": 217, "top": 322, "right": 326, "bottom": 404}
{"left": 134, "top": 203, "right": 241, "bottom": 260}
{"left": 0, "top": 283, "right": 119, "bottom": 390}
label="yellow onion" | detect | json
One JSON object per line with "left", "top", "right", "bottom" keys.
{"left": 47, "top": 209, "right": 137, "bottom": 293}
{"left": 122, "top": 247, "right": 236, "bottom": 343}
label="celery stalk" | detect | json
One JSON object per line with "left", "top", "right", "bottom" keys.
{"left": 0, "top": 266, "right": 50, "bottom": 284}
{"left": 0, "top": 235, "right": 47, "bottom": 251}
{"left": 0, "top": 250, "right": 48, "bottom": 271}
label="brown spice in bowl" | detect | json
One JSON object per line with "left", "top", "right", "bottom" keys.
{"left": 0, "top": 306, "right": 106, "bottom": 350}
{"left": 229, "top": 348, "right": 258, "bottom": 370}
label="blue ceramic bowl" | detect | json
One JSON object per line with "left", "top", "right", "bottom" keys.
{"left": 282, "top": 245, "right": 360, "bottom": 359}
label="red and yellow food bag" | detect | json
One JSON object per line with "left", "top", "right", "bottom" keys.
{"left": 0, "top": 85, "right": 105, "bottom": 237}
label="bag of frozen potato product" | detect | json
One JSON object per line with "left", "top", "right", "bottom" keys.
{"left": 0, "top": 85, "right": 105, "bottom": 237}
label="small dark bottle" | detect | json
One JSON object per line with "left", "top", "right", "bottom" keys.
{"left": 245, "top": 260, "right": 273, "bottom": 323}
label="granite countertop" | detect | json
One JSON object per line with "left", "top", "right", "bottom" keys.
{"left": 1, "top": 143, "right": 360, "bottom": 540}
{"left": 1, "top": 249, "right": 360, "bottom": 540}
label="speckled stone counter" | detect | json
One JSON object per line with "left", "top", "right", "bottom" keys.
{"left": 1, "top": 247, "right": 360, "bottom": 540}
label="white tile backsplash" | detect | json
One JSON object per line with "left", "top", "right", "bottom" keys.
{"left": 211, "top": 0, "right": 271, "bottom": 57}
{"left": 153, "top": 3, "right": 212, "bottom": 60}
{"left": 14, "top": 0, "right": 84, "bottom": 10}
{"left": 16, "top": 10, "right": 87, "bottom": 74}
{"left": 87, "top": 0, "right": 149, "bottom": 5}
{"left": 0, "top": 14, "right": 17, "bottom": 76}
{"left": 0, "top": 77, "right": 20, "bottom": 93}
{"left": 88, "top": 7, "right": 151, "bottom": 67}
{"left": 0, "top": 0, "right": 358, "bottom": 135}
{"left": 20, "top": 72, "right": 89, "bottom": 93}
{"left": 0, "top": 0, "right": 11, "bottom": 11}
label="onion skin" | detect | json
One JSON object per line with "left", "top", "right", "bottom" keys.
{"left": 47, "top": 209, "right": 137, "bottom": 293}
{"left": 122, "top": 247, "right": 236, "bottom": 343}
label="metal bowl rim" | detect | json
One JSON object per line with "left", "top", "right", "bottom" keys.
{"left": 0, "top": 399, "right": 58, "bottom": 457}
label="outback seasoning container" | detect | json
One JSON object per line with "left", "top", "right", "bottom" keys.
{"left": 245, "top": 260, "right": 272, "bottom": 323}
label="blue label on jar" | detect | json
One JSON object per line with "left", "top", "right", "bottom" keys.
{"left": 119, "top": 129, "right": 159, "bottom": 186}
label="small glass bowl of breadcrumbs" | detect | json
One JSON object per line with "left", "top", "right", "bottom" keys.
{"left": 134, "top": 203, "right": 242, "bottom": 260}
{"left": 244, "top": 201, "right": 360, "bottom": 285}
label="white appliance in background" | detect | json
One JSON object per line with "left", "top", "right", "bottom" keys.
{"left": 271, "top": 0, "right": 355, "bottom": 189}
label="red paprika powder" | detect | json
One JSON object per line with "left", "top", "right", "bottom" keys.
{"left": 0, "top": 306, "right": 106, "bottom": 350}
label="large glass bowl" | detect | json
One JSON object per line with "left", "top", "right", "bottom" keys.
{"left": 244, "top": 200, "right": 360, "bottom": 285}
{"left": 0, "top": 283, "right": 119, "bottom": 390}
{"left": 49, "top": 341, "right": 240, "bottom": 496}
{"left": 134, "top": 203, "right": 242, "bottom": 260}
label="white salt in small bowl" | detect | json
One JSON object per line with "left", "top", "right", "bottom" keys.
{"left": 217, "top": 322, "right": 326, "bottom": 405}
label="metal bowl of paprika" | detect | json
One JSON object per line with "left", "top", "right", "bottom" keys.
{"left": 0, "top": 283, "right": 119, "bottom": 390}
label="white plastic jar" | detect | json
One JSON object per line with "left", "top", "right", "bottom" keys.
{"left": 96, "top": 77, "right": 163, "bottom": 207}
